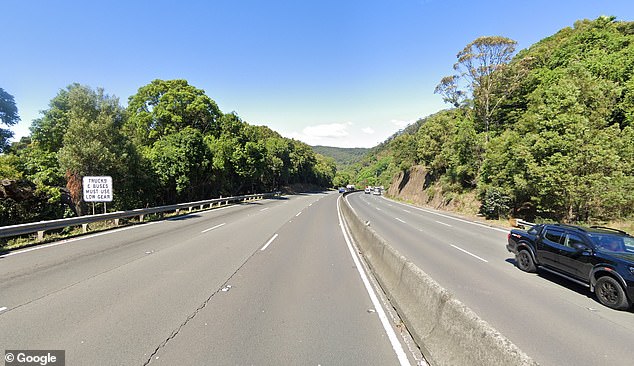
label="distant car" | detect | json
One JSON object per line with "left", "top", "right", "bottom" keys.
{"left": 364, "top": 187, "right": 371, "bottom": 194}
{"left": 372, "top": 187, "right": 381, "bottom": 195}
{"left": 338, "top": 187, "right": 346, "bottom": 193}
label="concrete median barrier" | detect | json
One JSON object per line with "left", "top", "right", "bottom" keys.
{"left": 340, "top": 194, "right": 537, "bottom": 366}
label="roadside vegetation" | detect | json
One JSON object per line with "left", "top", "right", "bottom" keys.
{"left": 343, "top": 16, "right": 634, "bottom": 226}
{"left": 0, "top": 80, "right": 335, "bottom": 227}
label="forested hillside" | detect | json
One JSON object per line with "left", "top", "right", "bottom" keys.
{"left": 311, "top": 146, "right": 368, "bottom": 169}
{"left": 0, "top": 80, "right": 335, "bottom": 225}
{"left": 345, "top": 16, "right": 634, "bottom": 223}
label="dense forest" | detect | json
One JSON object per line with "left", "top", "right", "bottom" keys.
{"left": 310, "top": 146, "right": 368, "bottom": 169}
{"left": 344, "top": 16, "right": 634, "bottom": 223}
{"left": 0, "top": 80, "right": 335, "bottom": 225}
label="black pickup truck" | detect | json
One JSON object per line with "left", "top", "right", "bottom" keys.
{"left": 507, "top": 223, "right": 634, "bottom": 310}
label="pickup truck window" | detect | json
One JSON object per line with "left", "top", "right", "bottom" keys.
{"left": 527, "top": 225, "right": 540, "bottom": 235}
{"left": 624, "top": 237, "right": 634, "bottom": 252}
{"left": 563, "top": 233, "right": 585, "bottom": 248}
{"left": 544, "top": 229, "right": 564, "bottom": 245}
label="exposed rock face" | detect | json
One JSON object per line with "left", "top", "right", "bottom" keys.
{"left": 386, "top": 165, "right": 480, "bottom": 215}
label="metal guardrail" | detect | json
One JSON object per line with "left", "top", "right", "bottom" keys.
{"left": 0, "top": 192, "right": 280, "bottom": 240}
{"left": 510, "top": 218, "right": 536, "bottom": 229}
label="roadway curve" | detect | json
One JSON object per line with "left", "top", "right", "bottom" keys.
{"left": 0, "top": 192, "right": 421, "bottom": 365}
{"left": 347, "top": 191, "right": 634, "bottom": 366}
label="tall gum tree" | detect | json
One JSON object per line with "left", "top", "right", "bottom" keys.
{"left": 0, "top": 87, "right": 20, "bottom": 153}
{"left": 436, "top": 36, "right": 520, "bottom": 140}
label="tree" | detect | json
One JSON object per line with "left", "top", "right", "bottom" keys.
{"left": 434, "top": 75, "right": 466, "bottom": 108}
{"left": 312, "top": 154, "right": 336, "bottom": 187}
{"left": 126, "top": 79, "right": 222, "bottom": 146}
{"left": 391, "top": 134, "right": 418, "bottom": 171}
{"left": 57, "top": 85, "right": 146, "bottom": 214}
{"left": 436, "top": 36, "right": 518, "bottom": 140}
{"left": 148, "top": 127, "right": 212, "bottom": 203}
{"left": 31, "top": 84, "right": 77, "bottom": 152}
{"left": 0, "top": 88, "right": 20, "bottom": 153}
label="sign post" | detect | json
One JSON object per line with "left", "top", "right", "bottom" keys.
{"left": 82, "top": 176, "right": 113, "bottom": 214}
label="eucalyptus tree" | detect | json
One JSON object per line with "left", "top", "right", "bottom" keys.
{"left": 435, "top": 36, "right": 519, "bottom": 139}
{"left": 0, "top": 87, "right": 20, "bottom": 153}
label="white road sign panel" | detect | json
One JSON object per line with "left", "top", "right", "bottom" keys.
{"left": 83, "top": 176, "right": 113, "bottom": 202}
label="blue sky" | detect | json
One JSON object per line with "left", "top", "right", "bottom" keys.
{"left": 2, "top": 0, "right": 633, "bottom": 148}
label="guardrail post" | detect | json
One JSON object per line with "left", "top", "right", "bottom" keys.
{"left": 139, "top": 214, "right": 144, "bottom": 222}
{"left": 37, "top": 230, "right": 44, "bottom": 241}
{"left": 114, "top": 218, "right": 120, "bottom": 226}
{"left": 82, "top": 223, "right": 88, "bottom": 233}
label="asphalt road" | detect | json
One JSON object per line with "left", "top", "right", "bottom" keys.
{"left": 347, "top": 192, "right": 634, "bottom": 366}
{"left": 0, "top": 192, "right": 420, "bottom": 366}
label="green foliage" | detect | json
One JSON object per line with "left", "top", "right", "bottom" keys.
{"left": 351, "top": 16, "right": 634, "bottom": 223}
{"left": 332, "top": 171, "right": 352, "bottom": 188}
{"left": 312, "top": 154, "right": 336, "bottom": 188}
{"left": 479, "top": 187, "right": 511, "bottom": 220}
{"left": 3, "top": 80, "right": 329, "bottom": 224}
{"left": 148, "top": 127, "right": 212, "bottom": 202}
{"left": 0, "top": 154, "right": 22, "bottom": 179}
{"left": 0, "top": 87, "right": 20, "bottom": 153}
{"left": 391, "top": 134, "right": 418, "bottom": 171}
{"left": 126, "top": 79, "right": 222, "bottom": 146}
{"left": 310, "top": 146, "right": 369, "bottom": 169}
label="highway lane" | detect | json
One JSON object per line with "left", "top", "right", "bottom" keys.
{"left": 347, "top": 192, "right": 634, "bottom": 366}
{"left": 0, "top": 192, "right": 418, "bottom": 365}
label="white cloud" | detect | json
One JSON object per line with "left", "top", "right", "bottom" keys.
{"left": 362, "top": 127, "right": 375, "bottom": 134}
{"left": 302, "top": 122, "right": 352, "bottom": 138}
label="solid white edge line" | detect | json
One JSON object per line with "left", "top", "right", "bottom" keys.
{"left": 0, "top": 222, "right": 159, "bottom": 258}
{"left": 1, "top": 200, "right": 257, "bottom": 258}
{"left": 260, "top": 233, "right": 278, "bottom": 251}
{"left": 337, "top": 195, "right": 411, "bottom": 366}
{"left": 384, "top": 196, "right": 509, "bottom": 233}
{"left": 450, "top": 244, "right": 489, "bottom": 263}
{"left": 201, "top": 223, "right": 226, "bottom": 233}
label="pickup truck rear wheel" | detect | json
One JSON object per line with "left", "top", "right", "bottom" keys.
{"left": 516, "top": 249, "right": 536, "bottom": 273}
{"left": 595, "top": 276, "right": 631, "bottom": 310}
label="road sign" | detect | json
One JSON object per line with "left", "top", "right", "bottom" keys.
{"left": 83, "top": 176, "right": 113, "bottom": 202}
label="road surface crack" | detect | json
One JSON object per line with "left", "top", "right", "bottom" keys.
{"left": 142, "top": 248, "right": 260, "bottom": 365}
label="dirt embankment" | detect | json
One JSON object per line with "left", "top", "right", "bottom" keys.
{"left": 386, "top": 165, "right": 481, "bottom": 217}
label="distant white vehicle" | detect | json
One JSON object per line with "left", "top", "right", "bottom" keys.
{"left": 364, "top": 187, "right": 371, "bottom": 194}
{"left": 372, "top": 187, "right": 381, "bottom": 195}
